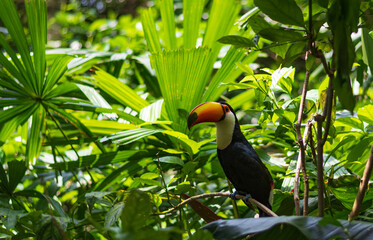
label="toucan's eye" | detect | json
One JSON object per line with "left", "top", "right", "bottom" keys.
{"left": 224, "top": 106, "right": 230, "bottom": 112}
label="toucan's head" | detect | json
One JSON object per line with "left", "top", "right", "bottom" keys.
{"left": 188, "top": 102, "right": 238, "bottom": 149}
{"left": 187, "top": 102, "right": 234, "bottom": 129}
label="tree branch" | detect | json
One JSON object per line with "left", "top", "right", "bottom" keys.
{"left": 348, "top": 145, "right": 373, "bottom": 221}
{"left": 315, "top": 114, "right": 325, "bottom": 217}
{"left": 294, "top": 68, "right": 311, "bottom": 216}
{"left": 156, "top": 192, "right": 278, "bottom": 217}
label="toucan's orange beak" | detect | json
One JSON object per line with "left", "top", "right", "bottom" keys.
{"left": 187, "top": 102, "right": 224, "bottom": 129}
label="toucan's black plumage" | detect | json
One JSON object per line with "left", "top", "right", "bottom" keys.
{"left": 188, "top": 102, "right": 273, "bottom": 217}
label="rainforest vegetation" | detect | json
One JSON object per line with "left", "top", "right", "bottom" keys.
{"left": 0, "top": 0, "right": 373, "bottom": 239}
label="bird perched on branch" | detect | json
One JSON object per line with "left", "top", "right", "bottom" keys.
{"left": 188, "top": 102, "right": 274, "bottom": 217}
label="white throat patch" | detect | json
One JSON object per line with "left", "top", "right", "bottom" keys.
{"left": 215, "top": 112, "right": 235, "bottom": 150}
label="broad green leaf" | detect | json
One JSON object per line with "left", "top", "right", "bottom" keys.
{"left": 92, "top": 68, "right": 149, "bottom": 113}
{"left": 357, "top": 105, "right": 373, "bottom": 126}
{"left": 105, "top": 202, "right": 124, "bottom": 228}
{"left": 183, "top": 0, "right": 204, "bottom": 48}
{"left": 218, "top": 35, "right": 256, "bottom": 48}
{"left": 156, "top": 156, "right": 184, "bottom": 166}
{"left": 258, "top": 28, "right": 304, "bottom": 42}
{"left": 121, "top": 189, "right": 152, "bottom": 232}
{"left": 271, "top": 67, "right": 295, "bottom": 95}
{"left": 174, "top": 181, "right": 193, "bottom": 194}
{"left": 162, "top": 130, "right": 201, "bottom": 154}
{"left": 362, "top": 28, "right": 373, "bottom": 76}
{"left": 203, "top": 216, "right": 373, "bottom": 240}
{"left": 7, "top": 160, "right": 27, "bottom": 193}
{"left": 246, "top": 15, "right": 272, "bottom": 34}
{"left": 334, "top": 117, "right": 365, "bottom": 131}
{"left": 140, "top": 99, "right": 164, "bottom": 122}
{"left": 254, "top": 0, "right": 304, "bottom": 27}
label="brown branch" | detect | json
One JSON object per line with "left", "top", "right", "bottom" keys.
{"left": 294, "top": 68, "right": 311, "bottom": 216}
{"left": 348, "top": 145, "right": 373, "bottom": 221}
{"left": 156, "top": 192, "right": 278, "bottom": 217}
{"left": 315, "top": 114, "right": 325, "bottom": 217}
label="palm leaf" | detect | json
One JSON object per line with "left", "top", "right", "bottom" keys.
{"left": 26, "top": 105, "right": 46, "bottom": 163}
{"left": 91, "top": 68, "right": 150, "bottom": 113}
{"left": 43, "top": 56, "right": 73, "bottom": 95}
{"left": 141, "top": 9, "right": 162, "bottom": 52}
{"left": 149, "top": 47, "right": 212, "bottom": 132}
{"left": 159, "top": 0, "right": 177, "bottom": 50}
{"left": 183, "top": 0, "right": 205, "bottom": 48}
{"left": 25, "top": 0, "right": 47, "bottom": 95}
{"left": 0, "top": 0, "right": 37, "bottom": 93}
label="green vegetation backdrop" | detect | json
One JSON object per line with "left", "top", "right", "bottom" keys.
{"left": 0, "top": 0, "right": 373, "bottom": 239}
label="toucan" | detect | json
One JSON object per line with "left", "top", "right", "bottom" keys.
{"left": 187, "top": 102, "right": 274, "bottom": 217}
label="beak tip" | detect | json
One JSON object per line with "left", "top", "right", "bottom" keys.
{"left": 187, "top": 112, "right": 198, "bottom": 130}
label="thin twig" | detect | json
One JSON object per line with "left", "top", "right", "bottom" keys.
{"left": 348, "top": 145, "right": 373, "bottom": 221}
{"left": 155, "top": 192, "right": 278, "bottom": 217}
{"left": 156, "top": 152, "right": 173, "bottom": 206}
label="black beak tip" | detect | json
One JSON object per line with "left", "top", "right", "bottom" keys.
{"left": 187, "top": 112, "right": 198, "bottom": 130}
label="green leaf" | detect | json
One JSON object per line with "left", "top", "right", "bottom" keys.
{"left": 26, "top": 105, "right": 46, "bottom": 163}
{"left": 334, "top": 117, "right": 365, "bottom": 131}
{"left": 43, "top": 55, "right": 73, "bottom": 95}
{"left": 156, "top": 156, "right": 184, "bottom": 166}
{"left": 139, "top": 99, "right": 164, "bottom": 122}
{"left": 362, "top": 28, "right": 373, "bottom": 76}
{"left": 159, "top": 0, "right": 177, "bottom": 50}
{"left": 0, "top": 0, "right": 37, "bottom": 93}
{"left": 258, "top": 28, "right": 304, "bottom": 42}
{"left": 218, "top": 35, "right": 256, "bottom": 48}
{"left": 203, "top": 216, "right": 373, "bottom": 240}
{"left": 7, "top": 160, "right": 27, "bottom": 193}
{"left": 51, "top": 150, "right": 155, "bottom": 171}
{"left": 141, "top": 8, "right": 161, "bottom": 52}
{"left": 107, "top": 128, "right": 163, "bottom": 145}
{"left": 105, "top": 202, "right": 124, "bottom": 228}
{"left": 121, "top": 189, "right": 152, "bottom": 232}
{"left": 183, "top": 0, "right": 204, "bottom": 48}
{"left": 357, "top": 105, "right": 373, "bottom": 126}
{"left": 92, "top": 68, "right": 149, "bottom": 113}
{"left": 254, "top": 0, "right": 304, "bottom": 27}
{"left": 150, "top": 47, "right": 212, "bottom": 131}
{"left": 174, "top": 181, "right": 193, "bottom": 194}
{"left": 25, "top": 0, "right": 47, "bottom": 95}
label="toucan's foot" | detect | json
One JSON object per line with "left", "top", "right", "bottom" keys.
{"left": 230, "top": 191, "right": 247, "bottom": 200}
{"left": 230, "top": 191, "right": 239, "bottom": 200}
{"left": 243, "top": 193, "right": 252, "bottom": 204}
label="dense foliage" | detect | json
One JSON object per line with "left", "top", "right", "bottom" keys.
{"left": 0, "top": 0, "right": 373, "bottom": 239}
